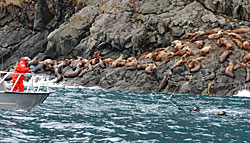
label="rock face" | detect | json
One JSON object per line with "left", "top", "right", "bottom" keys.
{"left": 0, "top": 0, "right": 250, "bottom": 96}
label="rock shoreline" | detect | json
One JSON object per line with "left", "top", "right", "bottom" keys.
{"left": 0, "top": 0, "right": 250, "bottom": 96}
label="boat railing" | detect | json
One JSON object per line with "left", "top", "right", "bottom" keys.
{"left": 0, "top": 71, "right": 49, "bottom": 93}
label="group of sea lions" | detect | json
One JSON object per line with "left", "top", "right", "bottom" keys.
{"left": 3, "top": 28, "right": 250, "bottom": 93}
{"left": 29, "top": 28, "right": 250, "bottom": 85}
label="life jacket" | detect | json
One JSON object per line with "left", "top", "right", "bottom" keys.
{"left": 12, "top": 57, "right": 30, "bottom": 80}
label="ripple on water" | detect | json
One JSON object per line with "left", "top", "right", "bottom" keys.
{"left": 0, "top": 87, "right": 249, "bottom": 142}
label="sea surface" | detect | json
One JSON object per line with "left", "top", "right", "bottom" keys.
{"left": 0, "top": 86, "right": 249, "bottom": 142}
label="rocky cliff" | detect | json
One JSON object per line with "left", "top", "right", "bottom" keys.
{"left": 0, "top": 0, "right": 249, "bottom": 95}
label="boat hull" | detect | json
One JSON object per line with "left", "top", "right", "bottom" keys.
{"left": 0, "top": 91, "right": 50, "bottom": 110}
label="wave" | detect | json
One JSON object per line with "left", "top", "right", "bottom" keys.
{"left": 234, "top": 90, "right": 250, "bottom": 98}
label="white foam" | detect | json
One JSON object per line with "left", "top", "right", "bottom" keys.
{"left": 234, "top": 89, "right": 250, "bottom": 98}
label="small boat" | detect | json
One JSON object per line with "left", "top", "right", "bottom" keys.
{"left": 0, "top": 71, "right": 50, "bottom": 110}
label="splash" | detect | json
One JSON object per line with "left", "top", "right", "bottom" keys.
{"left": 234, "top": 89, "right": 250, "bottom": 98}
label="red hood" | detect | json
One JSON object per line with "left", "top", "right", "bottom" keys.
{"left": 20, "top": 57, "right": 27, "bottom": 64}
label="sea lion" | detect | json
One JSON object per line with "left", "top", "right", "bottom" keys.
{"left": 31, "top": 63, "right": 45, "bottom": 73}
{"left": 103, "top": 58, "right": 114, "bottom": 64}
{"left": 230, "top": 28, "right": 250, "bottom": 34}
{"left": 138, "top": 52, "right": 149, "bottom": 61}
{"left": 217, "top": 38, "right": 233, "bottom": 50}
{"left": 171, "top": 56, "right": 186, "bottom": 70}
{"left": 28, "top": 56, "right": 39, "bottom": 66}
{"left": 137, "top": 64, "right": 150, "bottom": 70}
{"left": 157, "top": 72, "right": 172, "bottom": 92}
{"left": 98, "top": 59, "right": 106, "bottom": 68}
{"left": 228, "top": 33, "right": 245, "bottom": 43}
{"left": 225, "top": 61, "right": 235, "bottom": 78}
{"left": 93, "top": 50, "right": 102, "bottom": 59}
{"left": 232, "top": 38, "right": 243, "bottom": 49}
{"left": 219, "top": 50, "right": 233, "bottom": 63}
{"left": 155, "top": 48, "right": 166, "bottom": 52}
{"left": 204, "top": 72, "right": 216, "bottom": 81}
{"left": 145, "top": 63, "right": 157, "bottom": 74}
{"left": 156, "top": 51, "right": 174, "bottom": 61}
{"left": 205, "top": 28, "right": 224, "bottom": 35}
{"left": 145, "top": 52, "right": 158, "bottom": 60}
{"left": 78, "top": 68, "right": 88, "bottom": 77}
{"left": 189, "top": 31, "right": 206, "bottom": 42}
{"left": 53, "top": 62, "right": 63, "bottom": 83}
{"left": 242, "top": 53, "right": 250, "bottom": 63}
{"left": 180, "top": 33, "right": 192, "bottom": 40}
{"left": 190, "top": 61, "right": 201, "bottom": 72}
{"left": 245, "top": 63, "right": 250, "bottom": 82}
{"left": 125, "top": 57, "right": 137, "bottom": 67}
{"left": 194, "top": 40, "right": 204, "bottom": 49}
{"left": 199, "top": 45, "right": 211, "bottom": 56}
{"left": 112, "top": 54, "right": 126, "bottom": 68}
{"left": 242, "top": 41, "right": 250, "bottom": 51}
{"left": 64, "top": 63, "right": 83, "bottom": 78}
{"left": 189, "top": 57, "right": 205, "bottom": 72}
{"left": 208, "top": 30, "right": 224, "bottom": 39}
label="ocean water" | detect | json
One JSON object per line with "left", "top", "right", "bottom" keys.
{"left": 0, "top": 85, "right": 249, "bottom": 143}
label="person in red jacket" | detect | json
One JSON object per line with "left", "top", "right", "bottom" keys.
{"left": 12, "top": 57, "right": 31, "bottom": 92}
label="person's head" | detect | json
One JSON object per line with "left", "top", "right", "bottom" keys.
{"left": 217, "top": 111, "right": 227, "bottom": 116}
{"left": 190, "top": 106, "right": 200, "bottom": 112}
{"left": 20, "top": 57, "right": 31, "bottom": 66}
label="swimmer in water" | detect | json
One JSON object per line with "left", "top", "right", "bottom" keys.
{"left": 189, "top": 106, "right": 200, "bottom": 112}
{"left": 217, "top": 111, "right": 227, "bottom": 116}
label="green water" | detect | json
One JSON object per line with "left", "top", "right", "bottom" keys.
{"left": 0, "top": 87, "right": 249, "bottom": 142}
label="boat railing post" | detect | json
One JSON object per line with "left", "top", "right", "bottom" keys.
{"left": 0, "top": 72, "right": 10, "bottom": 84}
{"left": 37, "top": 75, "right": 42, "bottom": 92}
{"left": 26, "top": 74, "right": 34, "bottom": 92}
{"left": 11, "top": 73, "right": 21, "bottom": 92}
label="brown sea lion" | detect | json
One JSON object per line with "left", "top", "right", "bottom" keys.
{"left": 228, "top": 33, "right": 245, "bottom": 43}
{"left": 64, "top": 63, "right": 83, "bottom": 78}
{"left": 180, "top": 33, "right": 192, "bottom": 40}
{"left": 205, "top": 28, "right": 224, "bottom": 35}
{"left": 199, "top": 45, "right": 211, "bottom": 56}
{"left": 208, "top": 30, "right": 224, "bottom": 39}
{"left": 99, "top": 59, "right": 106, "bottom": 68}
{"left": 230, "top": 28, "right": 250, "bottom": 34}
{"left": 171, "top": 56, "right": 186, "bottom": 70}
{"left": 187, "top": 57, "right": 205, "bottom": 72}
{"left": 138, "top": 52, "right": 149, "bottom": 61}
{"left": 217, "top": 38, "right": 233, "bottom": 50}
{"left": 28, "top": 56, "right": 39, "bottom": 66}
{"left": 125, "top": 58, "right": 137, "bottom": 67}
{"left": 112, "top": 54, "right": 125, "bottom": 68}
{"left": 194, "top": 40, "right": 204, "bottom": 49}
{"left": 242, "top": 53, "right": 250, "bottom": 63}
{"left": 145, "top": 52, "right": 158, "bottom": 60}
{"left": 155, "top": 48, "right": 166, "bottom": 52}
{"left": 145, "top": 64, "right": 157, "bottom": 74}
{"left": 225, "top": 61, "right": 235, "bottom": 78}
{"left": 31, "top": 63, "right": 45, "bottom": 73}
{"left": 204, "top": 72, "right": 216, "bottom": 81}
{"left": 219, "top": 50, "right": 233, "bottom": 63}
{"left": 157, "top": 72, "right": 172, "bottom": 92}
{"left": 190, "top": 60, "right": 201, "bottom": 72}
{"left": 242, "top": 41, "right": 250, "bottom": 51}
{"left": 232, "top": 38, "right": 243, "bottom": 49}
{"left": 103, "top": 58, "right": 114, "bottom": 64}
{"left": 53, "top": 62, "right": 63, "bottom": 83}
{"left": 189, "top": 31, "right": 206, "bottom": 42}
{"left": 245, "top": 63, "right": 250, "bottom": 82}
{"left": 137, "top": 64, "right": 149, "bottom": 70}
